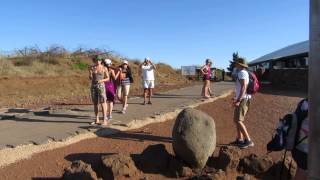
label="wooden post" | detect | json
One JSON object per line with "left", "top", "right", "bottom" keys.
{"left": 309, "top": 0, "right": 320, "bottom": 179}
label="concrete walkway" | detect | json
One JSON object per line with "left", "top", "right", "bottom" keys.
{"left": 0, "top": 82, "right": 234, "bottom": 150}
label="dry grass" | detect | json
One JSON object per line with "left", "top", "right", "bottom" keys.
{"left": 0, "top": 48, "right": 191, "bottom": 108}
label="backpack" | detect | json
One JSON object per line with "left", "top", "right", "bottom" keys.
{"left": 247, "top": 71, "right": 260, "bottom": 95}
{"left": 267, "top": 99, "right": 308, "bottom": 152}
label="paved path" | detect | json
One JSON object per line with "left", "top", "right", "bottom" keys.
{"left": 0, "top": 82, "right": 234, "bottom": 150}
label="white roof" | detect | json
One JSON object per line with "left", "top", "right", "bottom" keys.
{"left": 249, "top": 40, "right": 309, "bottom": 65}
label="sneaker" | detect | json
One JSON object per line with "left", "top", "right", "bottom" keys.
{"left": 239, "top": 140, "right": 254, "bottom": 149}
{"left": 121, "top": 110, "right": 126, "bottom": 114}
{"left": 230, "top": 139, "right": 244, "bottom": 146}
{"left": 108, "top": 115, "right": 113, "bottom": 119}
{"left": 147, "top": 101, "right": 152, "bottom": 105}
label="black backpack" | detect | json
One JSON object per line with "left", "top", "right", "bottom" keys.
{"left": 267, "top": 99, "right": 308, "bottom": 152}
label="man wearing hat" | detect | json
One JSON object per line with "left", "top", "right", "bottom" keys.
{"left": 232, "top": 57, "right": 254, "bottom": 149}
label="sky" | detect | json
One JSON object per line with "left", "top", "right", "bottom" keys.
{"left": 0, "top": 0, "right": 309, "bottom": 69}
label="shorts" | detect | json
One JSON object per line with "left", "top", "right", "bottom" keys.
{"left": 91, "top": 84, "right": 107, "bottom": 105}
{"left": 117, "top": 84, "right": 130, "bottom": 98}
{"left": 143, "top": 80, "right": 155, "bottom": 89}
{"left": 234, "top": 98, "right": 251, "bottom": 122}
{"left": 292, "top": 148, "right": 308, "bottom": 170}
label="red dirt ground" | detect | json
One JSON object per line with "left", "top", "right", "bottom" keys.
{"left": 0, "top": 88, "right": 305, "bottom": 180}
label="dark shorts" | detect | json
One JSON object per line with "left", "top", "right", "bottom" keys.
{"left": 292, "top": 148, "right": 308, "bottom": 170}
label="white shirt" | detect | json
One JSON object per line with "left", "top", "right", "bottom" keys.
{"left": 235, "top": 69, "right": 251, "bottom": 100}
{"left": 142, "top": 64, "right": 155, "bottom": 81}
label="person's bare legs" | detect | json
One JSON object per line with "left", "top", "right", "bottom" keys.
{"left": 108, "top": 101, "right": 113, "bottom": 118}
{"left": 236, "top": 124, "right": 244, "bottom": 140}
{"left": 238, "top": 121, "right": 251, "bottom": 141}
{"left": 143, "top": 89, "right": 148, "bottom": 104}
{"left": 204, "top": 80, "right": 210, "bottom": 97}
{"left": 148, "top": 88, "right": 152, "bottom": 103}
{"left": 93, "top": 104, "right": 99, "bottom": 124}
{"left": 123, "top": 95, "right": 128, "bottom": 109}
{"left": 201, "top": 82, "right": 205, "bottom": 96}
{"left": 101, "top": 102, "right": 108, "bottom": 125}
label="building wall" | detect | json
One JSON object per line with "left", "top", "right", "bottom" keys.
{"left": 269, "top": 68, "right": 308, "bottom": 91}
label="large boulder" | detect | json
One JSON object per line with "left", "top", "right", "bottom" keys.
{"left": 101, "top": 154, "right": 138, "bottom": 179}
{"left": 238, "top": 154, "right": 273, "bottom": 175}
{"left": 62, "top": 160, "right": 100, "bottom": 180}
{"left": 172, "top": 108, "right": 216, "bottom": 169}
{"left": 217, "top": 146, "right": 241, "bottom": 172}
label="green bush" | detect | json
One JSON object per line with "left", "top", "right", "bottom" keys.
{"left": 72, "top": 61, "right": 88, "bottom": 71}
{"left": 12, "top": 57, "right": 34, "bottom": 66}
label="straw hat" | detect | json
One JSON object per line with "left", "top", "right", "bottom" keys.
{"left": 235, "top": 58, "right": 248, "bottom": 68}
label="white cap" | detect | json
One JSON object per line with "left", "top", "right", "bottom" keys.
{"left": 122, "top": 60, "right": 129, "bottom": 65}
{"left": 105, "top": 59, "right": 112, "bottom": 65}
{"left": 145, "top": 57, "right": 151, "bottom": 61}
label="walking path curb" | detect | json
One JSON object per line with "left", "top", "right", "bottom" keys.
{"left": 0, "top": 90, "right": 233, "bottom": 168}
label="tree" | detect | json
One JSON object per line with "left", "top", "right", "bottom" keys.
{"left": 227, "top": 52, "right": 239, "bottom": 72}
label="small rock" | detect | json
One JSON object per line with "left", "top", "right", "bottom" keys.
{"left": 168, "top": 157, "right": 193, "bottom": 177}
{"left": 211, "top": 169, "right": 227, "bottom": 180}
{"left": 101, "top": 154, "right": 138, "bottom": 179}
{"left": 237, "top": 174, "right": 255, "bottom": 180}
{"left": 138, "top": 144, "right": 170, "bottom": 173}
{"left": 217, "top": 146, "right": 241, "bottom": 172}
{"left": 239, "top": 154, "right": 273, "bottom": 175}
{"left": 272, "top": 156, "right": 297, "bottom": 180}
{"left": 172, "top": 108, "right": 216, "bottom": 169}
{"left": 62, "top": 160, "right": 99, "bottom": 180}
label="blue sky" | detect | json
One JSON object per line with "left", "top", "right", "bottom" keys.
{"left": 0, "top": 0, "right": 309, "bottom": 69}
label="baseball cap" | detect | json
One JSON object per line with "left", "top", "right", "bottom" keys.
{"left": 145, "top": 57, "right": 151, "bottom": 61}
{"left": 105, "top": 59, "right": 112, "bottom": 65}
{"left": 122, "top": 60, "right": 129, "bottom": 65}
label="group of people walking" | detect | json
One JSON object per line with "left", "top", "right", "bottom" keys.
{"left": 88, "top": 55, "right": 156, "bottom": 126}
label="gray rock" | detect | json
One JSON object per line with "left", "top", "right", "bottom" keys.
{"left": 217, "top": 146, "right": 241, "bottom": 172}
{"left": 62, "top": 160, "right": 99, "bottom": 180}
{"left": 101, "top": 154, "right": 138, "bottom": 179}
{"left": 172, "top": 108, "right": 216, "bottom": 169}
{"left": 239, "top": 154, "right": 273, "bottom": 175}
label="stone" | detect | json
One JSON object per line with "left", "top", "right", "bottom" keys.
{"left": 168, "top": 156, "right": 193, "bottom": 177}
{"left": 272, "top": 156, "right": 297, "bottom": 180}
{"left": 239, "top": 154, "right": 273, "bottom": 175}
{"left": 188, "top": 169, "right": 226, "bottom": 180}
{"left": 138, "top": 144, "right": 171, "bottom": 173}
{"left": 217, "top": 146, "right": 241, "bottom": 172}
{"left": 172, "top": 108, "right": 216, "bottom": 169}
{"left": 236, "top": 174, "right": 255, "bottom": 180}
{"left": 211, "top": 169, "right": 227, "bottom": 180}
{"left": 62, "top": 160, "right": 99, "bottom": 180}
{"left": 101, "top": 154, "right": 138, "bottom": 179}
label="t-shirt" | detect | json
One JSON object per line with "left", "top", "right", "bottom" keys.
{"left": 141, "top": 64, "right": 155, "bottom": 81}
{"left": 235, "top": 70, "right": 251, "bottom": 100}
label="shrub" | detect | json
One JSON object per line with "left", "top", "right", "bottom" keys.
{"left": 11, "top": 57, "right": 34, "bottom": 66}
{"left": 72, "top": 61, "right": 89, "bottom": 71}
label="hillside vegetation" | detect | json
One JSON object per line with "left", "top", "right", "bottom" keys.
{"left": 0, "top": 45, "right": 191, "bottom": 108}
